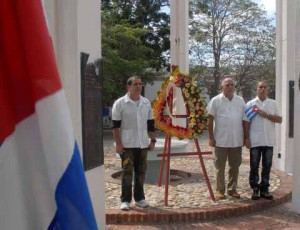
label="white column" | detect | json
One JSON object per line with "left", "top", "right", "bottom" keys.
{"left": 170, "top": 0, "right": 189, "bottom": 72}
{"left": 275, "top": 0, "right": 283, "bottom": 171}
{"left": 77, "top": 0, "right": 105, "bottom": 227}
{"left": 43, "top": 0, "right": 105, "bottom": 227}
{"left": 170, "top": 0, "right": 189, "bottom": 128}
{"left": 292, "top": 0, "right": 300, "bottom": 214}
{"left": 56, "top": 1, "right": 82, "bottom": 150}
{"left": 275, "top": 0, "right": 295, "bottom": 173}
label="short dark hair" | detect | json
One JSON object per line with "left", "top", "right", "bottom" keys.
{"left": 256, "top": 81, "right": 268, "bottom": 88}
{"left": 127, "top": 76, "right": 141, "bottom": 85}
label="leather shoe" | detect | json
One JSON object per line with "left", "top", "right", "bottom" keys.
{"left": 260, "top": 191, "right": 273, "bottom": 200}
{"left": 215, "top": 191, "right": 225, "bottom": 200}
{"left": 251, "top": 189, "right": 260, "bottom": 200}
{"left": 227, "top": 191, "right": 240, "bottom": 199}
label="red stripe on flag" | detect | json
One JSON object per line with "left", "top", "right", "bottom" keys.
{"left": 252, "top": 105, "right": 258, "bottom": 112}
{"left": 0, "top": 0, "right": 62, "bottom": 141}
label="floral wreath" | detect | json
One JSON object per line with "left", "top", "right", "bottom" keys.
{"left": 152, "top": 65, "right": 207, "bottom": 139}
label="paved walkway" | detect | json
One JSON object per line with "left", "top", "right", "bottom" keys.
{"left": 103, "top": 129, "right": 300, "bottom": 229}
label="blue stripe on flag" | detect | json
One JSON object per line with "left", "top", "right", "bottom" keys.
{"left": 245, "top": 105, "right": 258, "bottom": 120}
{"left": 245, "top": 106, "right": 253, "bottom": 113}
{"left": 48, "top": 142, "right": 98, "bottom": 230}
{"left": 248, "top": 111, "right": 258, "bottom": 120}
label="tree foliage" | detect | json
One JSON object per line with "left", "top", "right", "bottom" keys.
{"left": 102, "top": 13, "right": 151, "bottom": 104}
{"left": 101, "top": 0, "right": 170, "bottom": 105}
{"left": 189, "top": 0, "right": 275, "bottom": 98}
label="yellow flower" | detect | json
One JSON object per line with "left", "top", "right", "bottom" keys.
{"left": 152, "top": 65, "right": 207, "bottom": 139}
{"left": 189, "top": 118, "right": 196, "bottom": 126}
{"left": 169, "top": 76, "right": 176, "bottom": 82}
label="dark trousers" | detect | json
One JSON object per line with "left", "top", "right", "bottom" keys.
{"left": 249, "top": 146, "right": 273, "bottom": 192}
{"left": 120, "top": 148, "right": 147, "bottom": 203}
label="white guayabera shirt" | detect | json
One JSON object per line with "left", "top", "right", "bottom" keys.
{"left": 207, "top": 93, "right": 247, "bottom": 148}
{"left": 246, "top": 97, "right": 281, "bottom": 147}
{"left": 112, "top": 93, "right": 154, "bottom": 149}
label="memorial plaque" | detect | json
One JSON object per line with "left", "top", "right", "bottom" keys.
{"left": 81, "top": 52, "right": 103, "bottom": 170}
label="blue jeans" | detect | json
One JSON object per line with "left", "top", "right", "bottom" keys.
{"left": 249, "top": 146, "right": 273, "bottom": 192}
{"left": 120, "top": 148, "right": 147, "bottom": 203}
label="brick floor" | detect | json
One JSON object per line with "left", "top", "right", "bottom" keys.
{"left": 106, "top": 202, "right": 300, "bottom": 230}
{"left": 104, "top": 130, "right": 298, "bottom": 229}
{"left": 106, "top": 169, "right": 292, "bottom": 225}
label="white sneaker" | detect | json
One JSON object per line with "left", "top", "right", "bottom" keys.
{"left": 135, "top": 199, "right": 148, "bottom": 208}
{"left": 120, "top": 202, "right": 130, "bottom": 211}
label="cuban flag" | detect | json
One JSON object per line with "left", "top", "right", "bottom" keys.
{"left": 245, "top": 104, "right": 259, "bottom": 120}
{"left": 0, "top": 0, "right": 98, "bottom": 229}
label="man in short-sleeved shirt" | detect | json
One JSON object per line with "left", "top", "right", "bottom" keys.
{"left": 244, "top": 81, "right": 282, "bottom": 200}
{"left": 207, "top": 78, "right": 247, "bottom": 200}
{"left": 112, "top": 76, "right": 156, "bottom": 211}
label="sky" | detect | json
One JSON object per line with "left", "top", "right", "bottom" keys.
{"left": 254, "top": 0, "right": 276, "bottom": 18}
{"left": 162, "top": 1, "right": 276, "bottom": 18}
{"left": 161, "top": 1, "right": 276, "bottom": 24}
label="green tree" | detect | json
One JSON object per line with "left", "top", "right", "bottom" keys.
{"left": 189, "top": 0, "right": 275, "bottom": 98}
{"left": 101, "top": 0, "right": 170, "bottom": 105}
{"left": 102, "top": 0, "right": 170, "bottom": 70}
{"left": 102, "top": 12, "right": 154, "bottom": 105}
{"left": 231, "top": 26, "right": 276, "bottom": 100}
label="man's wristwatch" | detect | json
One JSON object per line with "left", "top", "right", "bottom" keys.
{"left": 150, "top": 139, "right": 157, "bottom": 143}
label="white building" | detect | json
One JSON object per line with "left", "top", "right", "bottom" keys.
{"left": 276, "top": 0, "right": 300, "bottom": 213}
{"left": 43, "top": 2, "right": 300, "bottom": 229}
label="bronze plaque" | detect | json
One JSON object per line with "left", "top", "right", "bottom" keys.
{"left": 81, "top": 53, "right": 103, "bottom": 170}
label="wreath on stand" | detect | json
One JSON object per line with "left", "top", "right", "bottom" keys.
{"left": 152, "top": 65, "right": 207, "bottom": 139}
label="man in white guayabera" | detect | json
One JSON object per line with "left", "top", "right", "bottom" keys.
{"left": 112, "top": 76, "right": 156, "bottom": 211}
{"left": 244, "top": 81, "right": 282, "bottom": 200}
{"left": 207, "top": 78, "right": 248, "bottom": 200}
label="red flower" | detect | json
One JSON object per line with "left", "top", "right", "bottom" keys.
{"left": 152, "top": 65, "right": 206, "bottom": 139}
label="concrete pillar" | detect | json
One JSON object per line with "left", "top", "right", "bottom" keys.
{"left": 170, "top": 0, "right": 189, "bottom": 127}
{"left": 275, "top": 0, "right": 295, "bottom": 174}
{"left": 43, "top": 0, "right": 105, "bottom": 227}
{"left": 292, "top": 0, "right": 300, "bottom": 214}
{"left": 275, "top": 0, "right": 283, "bottom": 171}
{"left": 170, "top": 0, "right": 189, "bottom": 72}
{"left": 277, "top": 0, "right": 300, "bottom": 214}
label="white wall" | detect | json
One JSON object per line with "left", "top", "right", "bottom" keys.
{"left": 277, "top": 0, "right": 300, "bottom": 214}
{"left": 77, "top": 1, "right": 101, "bottom": 61}
{"left": 77, "top": 1, "right": 105, "bottom": 227}
{"left": 292, "top": 0, "right": 300, "bottom": 214}
{"left": 275, "top": 0, "right": 283, "bottom": 171}
{"left": 43, "top": 0, "right": 105, "bottom": 227}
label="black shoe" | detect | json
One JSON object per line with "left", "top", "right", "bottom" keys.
{"left": 260, "top": 191, "right": 273, "bottom": 200}
{"left": 251, "top": 189, "right": 260, "bottom": 200}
